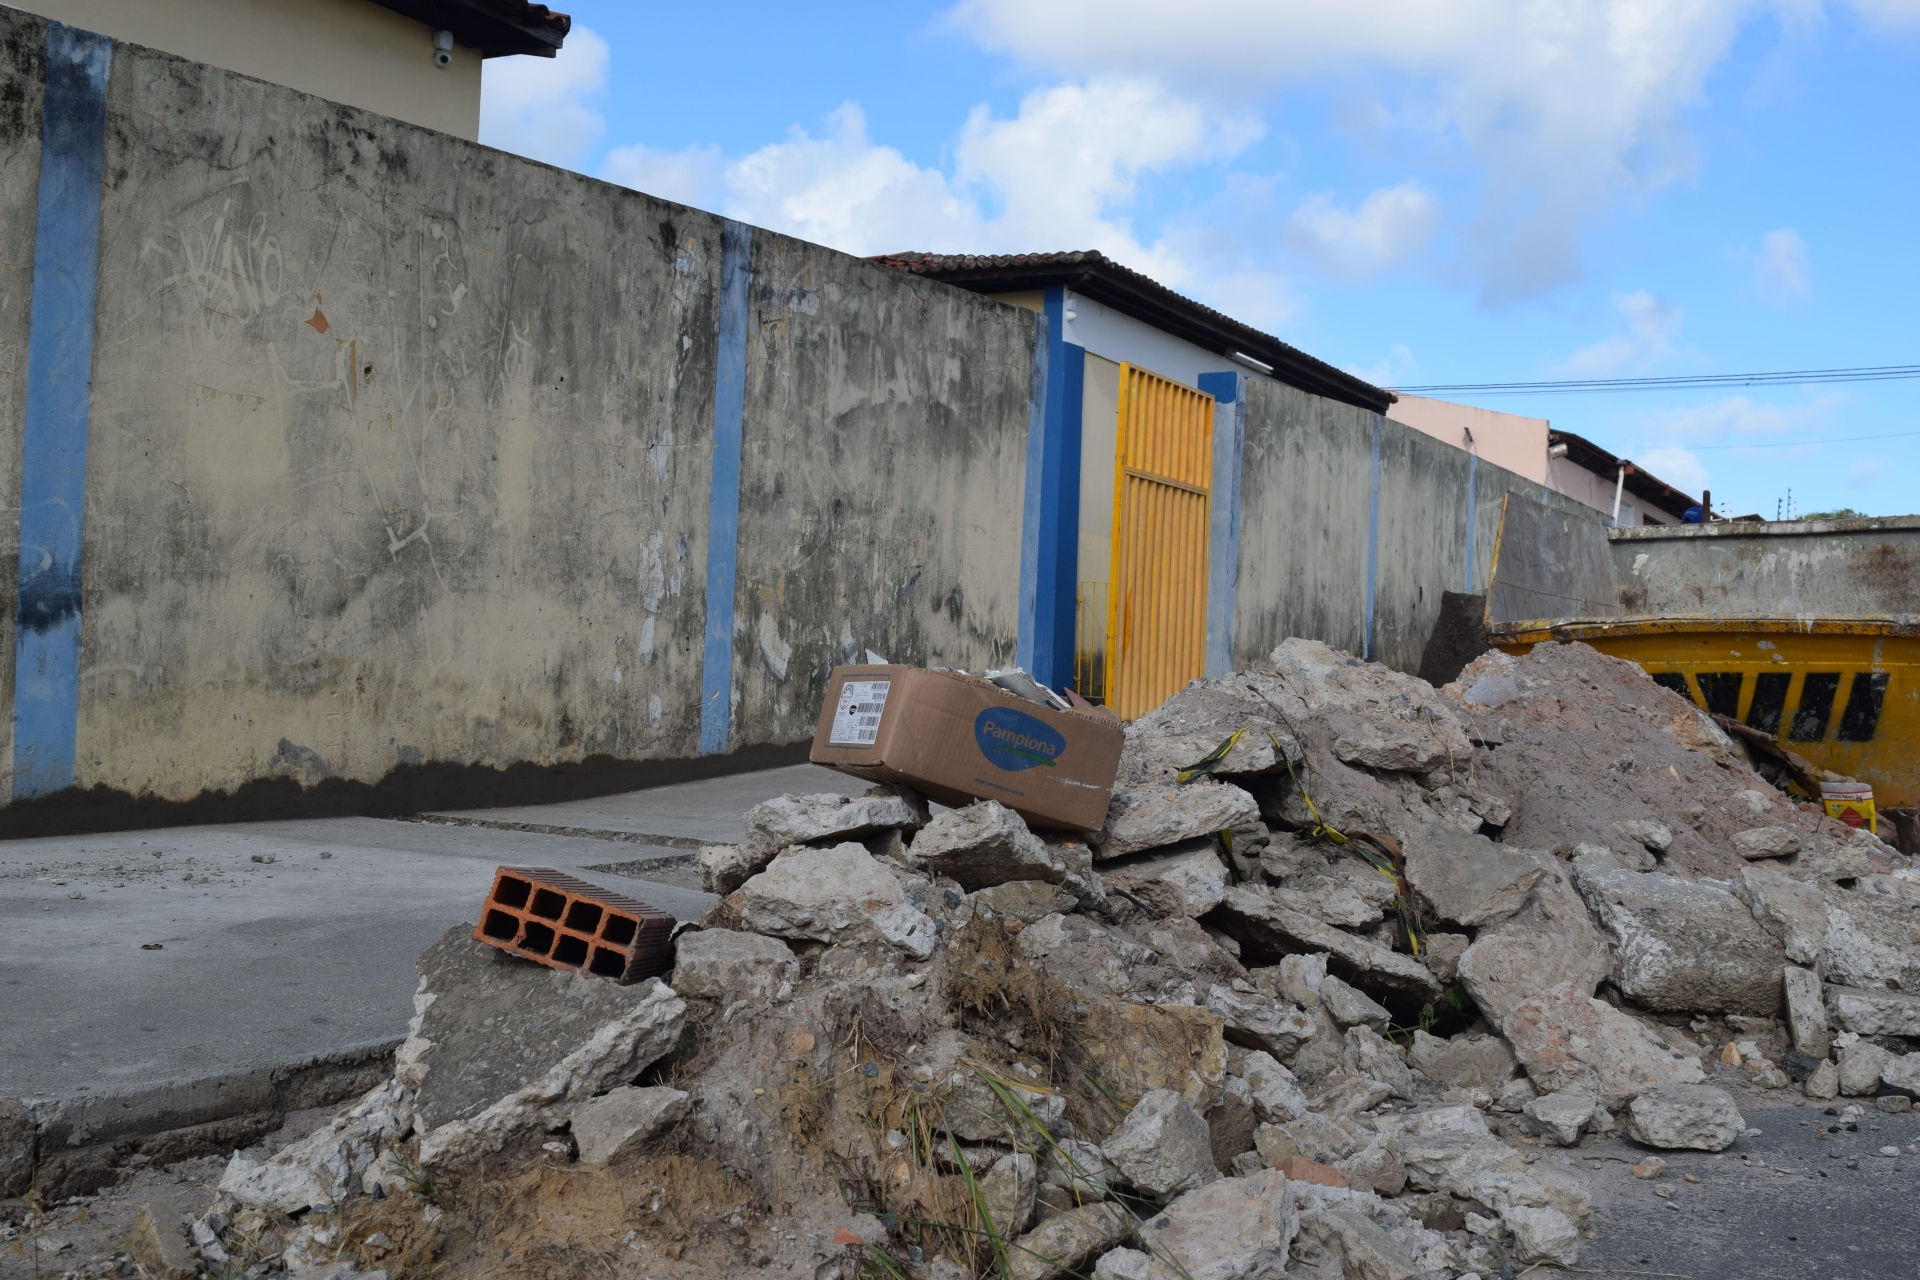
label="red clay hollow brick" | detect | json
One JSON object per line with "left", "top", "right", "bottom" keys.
{"left": 474, "top": 866, "right": 675, "bottom": 983}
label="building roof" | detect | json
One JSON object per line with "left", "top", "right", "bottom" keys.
{"left": 372, "top": 0, "right": 569, "bottom": 57}
{"left": 1549, "top": 429, "right": 1700, "bottom": 519}
{"left": 870, "top": 250, "right": 1394, "bottom": 415}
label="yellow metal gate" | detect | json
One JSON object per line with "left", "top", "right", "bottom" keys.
{"left": 1103, "top": 363, "right": 1213, "bottom": 720}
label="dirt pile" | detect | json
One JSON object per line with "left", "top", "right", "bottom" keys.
{"left": 178, "top": 639, "right": 1915, "bottom": 1280}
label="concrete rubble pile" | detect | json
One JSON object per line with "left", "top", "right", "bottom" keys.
{"left": 184, "top": 638, "right": 1915, "bottom": 1280}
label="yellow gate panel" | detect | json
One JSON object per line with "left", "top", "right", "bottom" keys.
{"left": 1105, "top": 363, "right": 1212, "bottom": 720}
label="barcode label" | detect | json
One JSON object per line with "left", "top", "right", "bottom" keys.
{"left": 828, "top": 680, "right": 891, "bottom": 746}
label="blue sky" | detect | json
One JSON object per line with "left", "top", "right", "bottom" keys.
{"left": 479, "top": 0, "right": 1920, "bottom": 518}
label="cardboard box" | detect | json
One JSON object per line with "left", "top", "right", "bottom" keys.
{"left": 809, "top": 664, "right": 1124, "bottom": 831}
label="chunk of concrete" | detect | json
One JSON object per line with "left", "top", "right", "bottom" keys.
{"left": 1103, "top": 839, "right": 1231, "bottom": 918}
{"left": 1507, "top": 1205, "right": 1582, "bottom": 1266}
{"left": 697, "top": 844, "right": 758, "bottom": 895}
{"left": 1420, "top": 932, "right": 1469, "bottom": 982}
{"left": 1521, "top": 1092, "right": 1597, "bottom": 1146}
{"left": 1574, "top": 864, "right": 1784, "bottom": 1015}
{"left": 1270, "top": 879, "right": 1384, "bottom": 929}
{"left": 1408, "top": 1032, "right": 1518, "bottom": 1093}
{"left": 746, "top": 790, "right": 924, "bottom": 856}
{"left": 1317, "top": 973, "right": 1391, "bottom": 1032}
{"left": 1133, "top": 1167, "right": 1298, "bottom": 1280}
{"left": 1342, "top": 1026, "right": 1415, "bottom": 1101}
{"left": 571, "top": 1086, "right": 689, "bottom": 1165}
{"left": 1838, "top": 1041, "right": 1891, "bottom": 1096}
{"left": 1007, "top": 1203, "right": 1132, "bottom": 1280}
{"left": 1118, "top": 681, "right": 1303, "bottom": 782}
{"left": 1297, "top": 1204, "right": 1428, "bottom": 1280}
{"left": 1806, "top": 1059, "right": 1839, "bottom": 1100}
{"left": 1503, "top": 982, "right": 1705, "bottom": 1108}
{"left": 737, "top": 843, "right": 937, "bottom": 959}
{"left": 1614, "top": 819, "right": 1673, "bottom": 854}
{"left": 1880, "top": 1053, "right": 1920, "bottom": 1095}
{"left": 1731, "top": 826, "right": 1803, "bottom": 859}
{"left": 1336, "top": 1138, "right": 1408, "bottom": 1197}
{"left": 1457, "top": 862, "right": 1610, "bottom": 1023}
{"left": 1270, "top": 952, "right": 1327, "bottom": 1007}
{"left": 1820, "top": 888, "right": 1920, "bottom": 993}
{"left": 1018, "top": 912, "right": 1158, "bottom": 1000}
{"left": 1239, "top": 1052, "right": 1312, "bottom": 1124}
{"left": 1102, "top": 1089, "right": 1220, "bottom": 1197}
{"left": 1624, "top": 1085, "right": 1744, "bottom": 1151}
{"left": 969, "top": 880, "right": 1080, "bottom": 923}
{"left": 1403, "top": 822, "right": 1545, "bottom": 927}
{"left": 670, "top": 928, "right": 797, "bottom": 1002}
{"left": 980, "top": 1151, "right": 1038, "bottom": 1237}
{"left": 1782, "top": 965, "right": 1830, "bottom": 1058}
{"left": 906, "top": 801, "right": 1069, "bottom": 892}
{"left": 1213, "top": 886, "right": 1441, "bottom": 1000}
{"left": 1100, "top": 781, "right": 1262, "bottom": 860}
{"left": 1735, "top": 867, "right": 1829, "bottom": 965}
{"left": 1825, "top": 984, "right": 1920, "bottom": 1037}
{"left": 1205, "top": 986, "right": 1316, "bottom": 1059}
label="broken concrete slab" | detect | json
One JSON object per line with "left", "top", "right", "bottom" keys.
{"left": 1420, "top": 932, "right": 1468, "bottom": 983}
{"left": 1503, "top": 982, "right": 1706, "bottom": 1108}
{"left": 745, "top": 791, "right": 924, "bottom": 859}
{"left": 1574, "top": 864, "right": 1785, "bottom": 1015}
{"left": 670, "top": 928, "right": 798, "bottom": 1002}
{"left": 1623, "top": 1084, "right": 1744, "bottom": 1151}
{"left": 571, "top": 1085, "right": 689, "bottom": 1165}
{"left": 1007, "top": 1204, "right": 1132, "bottom": 1280}
{"left": 1614, "top": 819, "right": 1673, "bottom": 855}
{"left": 1507, "top": 1204, "right": 1582, "bottom": 1266}
{"left": 969, "top": 880, "right": 1079, "bottom": 923}
{"left": 1783, "top": 965, "right": 1830, "bottom": 1058}
{"left": 1342, "top": 1026, "right": 1415, "bottom": 1101}
{"left": 1102, "top": 1088, "right": 1220, "bottom": 1197}
{"left": 1457, "top": 864, "right": 1610, "bottom": 1023}
{"left": 1819, "top": 889, "right": 1920, "bottom": 993}
{"left": 1521, "top": 1092, "right": 1597, "bottom": 1146}
{"left": 1116, "top": 681, "right": 1303, "bottom": 784}
{"left": 1100, "top": 782, "right": 1261, "bottom": 860}
{"left": 1212, "top": 885, "right": 1441, "bottom": 1000}
{"left": 1825, "top": 984, "right": 1920, "bottom": 1037}
{"left": 905, "top": 801, "right": 1072, "bottom": 892}
{"left": 1402, "top": 822, "right": 1544, "bottom": 928}
{"left": 737, "top": 843, "right": 937, "bottom": 959}
{"left": 1269, "top": 879, "right": 1384, "bottom": 930}
{"left": 1239, "top": 1051, "right": 1312, "bottom": 1124}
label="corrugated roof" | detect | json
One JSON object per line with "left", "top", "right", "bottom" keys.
{"left": 870, "top": 250, "right": 1394, "bottom": 414}
{"left": 372, "top": 0, "right": 569, "bottom": 57}
{"left": 1549, "top": 429, "right": 1700, "bottom": 519}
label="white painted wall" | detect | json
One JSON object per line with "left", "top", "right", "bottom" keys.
{"left": 9, "top": 0, "right": 485, "bottom": 139}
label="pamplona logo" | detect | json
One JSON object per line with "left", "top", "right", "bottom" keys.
{"left": 974, "top": 707, "right": 1066, "bottom": 772}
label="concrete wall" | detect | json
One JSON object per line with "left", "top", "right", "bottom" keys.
{"left": 6, "top": 0, "right": 484, "bottom": 139}
{"left": 1611, "top": 517, "right": 1920, "bottom": 616}
{"left": 0, "top": 10, "right": 1036, "bottom": 807}
{"left": 1234, "top": 378, "right": 1601, "bottom": 674}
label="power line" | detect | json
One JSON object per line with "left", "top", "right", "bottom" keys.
{"left": 1389, "top": 362, "right": 1920, "bottom": 396}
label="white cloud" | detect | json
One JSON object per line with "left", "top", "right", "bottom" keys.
{"left": 1645, "top": 392, "right": 1841, "bottom": 440}
{"left": 1568, "top": 291, "right": 1683, "bottom": 373}
{"left": 948, "top": 0, "right": 1756, "bottom": 299}
{"left": 1754, "top": 228, "right": 1811, "bottom": 303}
{"left": 1285, "top": 184, "right": 1439, "bottom": 281}
{"left": 1638, "top": 444, "right": 1711, "bottom": 495}
{"left": 1349, "top": 343, "right": 1417, "bottom": 387}
{"left": 600, "top": 81, "right": 1262, "bottom": 294}
{"left": 478, "top": 26, "right": 610, "bottom": 170}
{"left": 599, "top": 143, "right": 724, "bottom": 211}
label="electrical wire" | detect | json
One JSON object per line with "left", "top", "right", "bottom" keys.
{"left": 1389, "top": 362, "right": 1920, "bottom": 396}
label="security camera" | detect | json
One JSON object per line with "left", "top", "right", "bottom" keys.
{"left": 433, "top": 29, "right": 454, "bottom": 68}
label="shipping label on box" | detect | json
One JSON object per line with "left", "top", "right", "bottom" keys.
{"left": 809, "top": 664, "right": 1123, "bottom": 831}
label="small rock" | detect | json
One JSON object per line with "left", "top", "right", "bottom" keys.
{"left": 979, "top": 1151, "right": 1038, "bottom": 1237}
{"left": 572, "top": 1086, "right": 691, "bottom": 1165}
{"left": 1625, "top": 1085, "right": 1745, "bottom": 1151}
{"left": 1205, "top": 986, "right": 1316, "bottom": 1059}
{"left": 1101, "top": 781, "right": 1262, "bottom": 860}
{"left": 1420, "top": 932, "right": 1470, "bottom": 982}
{"left": 1101, "top": 840, "right": 1228, "bottom": 917}
{"left": 737, "top": 843, "right": 938, "bottom": 958}
{"left": 1341, "top": 1026, "right": 1415, "bottom": 1101}
{"left": 1631, "top": 1157, "right": 1666, "bottom": 1179}
{"left": 1782, "top": 965, "right": 1831, "bottom": 1059}
{"left": 1837, "top": 1041, "right": 1891, "bottom": 1097}
{"left": 1877, "top": 1095, "right": 1912, "bottom": 1114}
{"left": 1731, "top": 827, "right": 1803, "bottom": 859}
{"left": 1239, "top": 1051, "right": 1312, "bottom": 1124}
{"left": 1102, "top": 1089, "right": 1220, "bottom": 1197}
{"left": 1507, "top": 1205, "right": 1582, "bottom": 1266}
{"left": 1006, "top": 1203, "right": 1131, "bottom": 1280}
{"left": 1880, "top": 1145, "right": 1901, "bottom": 1156}
{"left": 1806, "top": 1059, "right": 1839, "bottom": 1100}
{"left": 1494, "top": 1076, "right": 1538, "bottom": 1112}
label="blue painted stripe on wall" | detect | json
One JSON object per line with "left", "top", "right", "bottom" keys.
{"left": 1464, "top": 452, "right": 1478, "bottom": 594}
{"left": 1362, "top": 413, "right": 1381, "bottom": 663}
{"left": 1198, "top": 371, "right": 1243, "bottom": 678}
{"left": 13, "top": 23, "right": 110, "bottom": 801}
{"left": 698, "top": 219, "right": 751, "bottom": 755}
{"left": 1014, "top": 304, "right": 1050, "bottom": 676}
{"left": 1042, "top": 342, "right": 1083, "bottom": 690}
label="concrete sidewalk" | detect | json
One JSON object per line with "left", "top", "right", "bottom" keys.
{"left": 0, "top": 762, "right": 844, "bottom": 1192}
